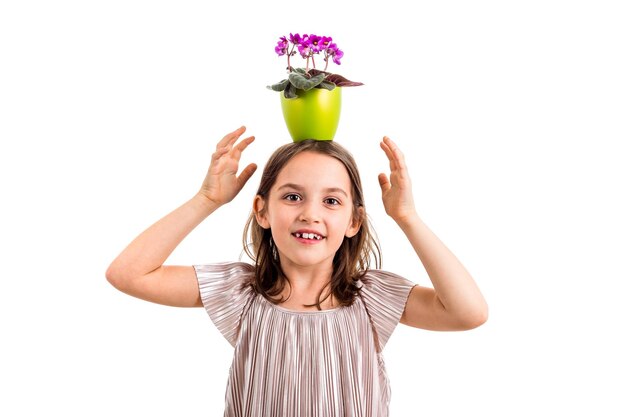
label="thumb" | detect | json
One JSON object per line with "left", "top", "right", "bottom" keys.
{"left": 237, "top": 163, "right": 258, "bottom": 188}
{"left": 378, "top": 173, "right": 391, "bottom": 193}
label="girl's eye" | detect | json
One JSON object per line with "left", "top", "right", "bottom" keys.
{"left": 324, "top": 198, "right": 340, "bottom": 206}
{"left": 284, "top": 194, "right": 302, "bottom": 202}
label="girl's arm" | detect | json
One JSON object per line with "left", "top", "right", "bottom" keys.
{"left": 105, "top": 126, "right": 257, "bottom": 307}
{"left": 378, "top": 136, "right": 488, "bottom": 331}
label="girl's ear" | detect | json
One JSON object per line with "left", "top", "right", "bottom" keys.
{"left": 253, "top": 195, "right": 270, "bottom": 229}
{"left": 345, "top": 207, "right": 364, "bottom": 238}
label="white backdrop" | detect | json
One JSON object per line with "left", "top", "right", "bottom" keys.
{"left": 1, "top": 1, "right": 625, "bottom": 416}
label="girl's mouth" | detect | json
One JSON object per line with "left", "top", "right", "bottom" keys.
{"left": 292, "top": 232, "right": 324, "bottom": 241}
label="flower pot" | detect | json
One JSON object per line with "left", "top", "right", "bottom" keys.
{"left": 280, "top": 87, "right": 342, "bottom": 142}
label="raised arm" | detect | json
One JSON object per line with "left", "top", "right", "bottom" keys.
{"left": 105, "top": 126, "right": 257, "bottom": 307}
{"left": 378, "top": 136, "right": 488, "bottom": 330}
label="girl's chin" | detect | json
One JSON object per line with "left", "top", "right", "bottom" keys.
{"left": 277, "top": 254, "right": 334, "bottom": 269}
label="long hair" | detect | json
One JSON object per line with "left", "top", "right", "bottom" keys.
{"left": 243, "top": 140, "right": 381, "bottom": 310}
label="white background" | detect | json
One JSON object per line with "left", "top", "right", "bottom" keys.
{"left": 1, "top": 1, "right": 625, "bottom": 416}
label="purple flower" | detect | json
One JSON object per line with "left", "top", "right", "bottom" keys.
{"left": 332, "top": 49, "right": 344, "bottom": 65}
{"left": 300, "top": 34, "right": 311, "bottom": 49}
{"left": 326, "top": 43, "right": 344, "bottom": 65}
{"left": 271, "top": 33, "right": 355, "bottom": 80}
{"left": 319, "top": 36, "right": 332, "bottom": 51}
{"left": 289, "top": 33, "right": 302, "bottom": 45}
{"left": 297, "top": 43, "right": 311, "bottom": 58}
{"left": 309, "top": 34, "right": 323, "bottom": 52}
{"left": 274, "top": 36, "right": 288, "bottom": 56}
{"left": 268, "top": 32, "right": 362, "bottom": 97}
{"left": 297, "top": 36, "right": 312, "bottom": 58}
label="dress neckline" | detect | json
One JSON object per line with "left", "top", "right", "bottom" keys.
{"left": 258, "top": 294, "right": 345, "bottom": 315}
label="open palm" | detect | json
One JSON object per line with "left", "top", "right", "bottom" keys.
{"left": 378, "top": 136, "right": 417, "bottom": 222}
{"left": 199, "top": 126, "right": 257, "bottom": 207}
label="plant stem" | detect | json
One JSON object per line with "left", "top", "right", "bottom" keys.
{"left": 287, "top": 45, "right": 295, "bottom": 72}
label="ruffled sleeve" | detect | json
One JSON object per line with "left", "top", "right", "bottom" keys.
{"left": 357, "top": 269, "right": 417, "bottom": 352}
{"left": 193, "top": 262, "right": 256, "bottom": 347}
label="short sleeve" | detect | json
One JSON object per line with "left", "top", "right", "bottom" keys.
{"left": 193, "top": 262, "right": 256, "bottom": 347}
{"left": 357, "top": 269, "right": 417, "bottom": 352}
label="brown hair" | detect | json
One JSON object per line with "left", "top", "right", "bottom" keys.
{"left": 242, "top": 139, "right": 381, "bottom": 310}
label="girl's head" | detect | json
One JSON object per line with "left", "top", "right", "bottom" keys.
{"left": 243, "top": 139, "right": 381, "bottom": 309}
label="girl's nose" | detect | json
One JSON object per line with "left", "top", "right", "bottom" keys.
{"left": 298, "top": 202, "right": 321, "bottom": 223}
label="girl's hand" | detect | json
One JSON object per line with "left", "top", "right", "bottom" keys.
{"left": 378, "top": 136, "right": 417, "bottom": 223}
{"left": 198, "top": 126, "right": 257, "bottom": 207}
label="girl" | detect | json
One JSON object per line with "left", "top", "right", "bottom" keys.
{"left": 106, "top": 126, "right": 487, "bottom": 416}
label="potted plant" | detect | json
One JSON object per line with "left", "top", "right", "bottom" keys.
{"left": 268, "top": 33, "right": 363, "bottom": 141}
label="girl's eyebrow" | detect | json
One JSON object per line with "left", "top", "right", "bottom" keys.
{"left": 277, "top": 183, "right": 348, "bottom": 197}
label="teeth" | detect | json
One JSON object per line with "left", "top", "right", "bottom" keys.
{"left": 295, "top": 232, "right": 322, "bottom": 240}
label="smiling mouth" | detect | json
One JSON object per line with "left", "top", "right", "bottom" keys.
{"left": 292, "top": 232, "right": 324, "bottom": 240}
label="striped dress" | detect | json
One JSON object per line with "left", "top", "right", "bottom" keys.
{"left": 194, "top": 262, "right": 416, "bottom": 417}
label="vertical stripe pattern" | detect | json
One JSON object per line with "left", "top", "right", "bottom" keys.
{"left": 194, "top": 262, "right": 416, "bottom": 417}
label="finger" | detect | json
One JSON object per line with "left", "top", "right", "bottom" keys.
{"left": 237, "top": 163, "right": 258, "bottom": 188}
{"left": 211, "top": 145, "right": 230, "bottom": 162}
{"left": 216, "top": 126, "right": 246, "bottom": 149}
{"left": 380, "top": 139, "right": 398, "bottom": 171}
{"left": 378, "top": 173, "right": 391, "bottom": 193}
{"left": 382, "top": 136, "right": 407, "bottom": 169}
{"left": 382, "top": 137, "right": 411, "bottom": 184}
{"left": 231, "top": 135, "right": 255, "bottom": 160}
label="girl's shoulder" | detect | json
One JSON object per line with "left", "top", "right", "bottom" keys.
{"left": 194, "top": 261, "right": 255, "bottom": 287}
{"left": 193, "top": 262, "right": 256, "bottom": 347}
{"left": 194, "top": 261, "right": 255, "bottom": 276}
{"left": 358, "top": 268, "right": 417, "bottom": 293}
{"left": 356, "top": 269, "right": 417, "bottom": 351}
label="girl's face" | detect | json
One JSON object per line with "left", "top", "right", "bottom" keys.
{"left": 254, "top": 151, "right": 361, "bottom": 272}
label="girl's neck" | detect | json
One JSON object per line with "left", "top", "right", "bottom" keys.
{"left": 278, "top": 263, "right": 336, "bottom": 310}
{"left": 280, "top": 264, "right": 332, "bottom": 290}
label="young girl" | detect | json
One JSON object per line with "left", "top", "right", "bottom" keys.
{"left": 106, "top": 126, "right": 487, "bottom": 416}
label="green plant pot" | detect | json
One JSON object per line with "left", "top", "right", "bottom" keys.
{"left": 280, "top": 87, "right": 342, "bottom": 142}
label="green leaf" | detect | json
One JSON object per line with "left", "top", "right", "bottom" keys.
{"left": 317, "top": 81, "right": 336, "bottom": 91}
{"left": 288, "top": 72, "right": 325, "bottom": 91}
{"left": 283, "top": 83, "right": 298, "bottom": 99}
{"left": 267, "top": 79, "right": 289, "bottom": 91}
